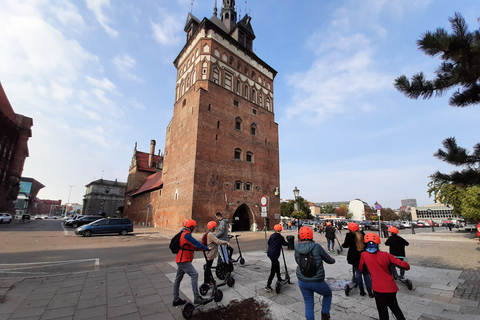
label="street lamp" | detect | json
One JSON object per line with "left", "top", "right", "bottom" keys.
{"left": 293, "top": 186, "right": 300, "bottom": 211}
{"left": 64, "top": 185, "right": 73, "bottom": 218}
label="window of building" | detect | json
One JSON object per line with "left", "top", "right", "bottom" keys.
{"left": 251, "top": 88, "right": 256, "bottom": 102}
{"left": 225, "top": 73, "right": 232, "bottom": 91}
{"left": 213, "top": 68, "right": 219, "bottom": 84}
{"left": 182, "top": 99, "right": 187, "bottom": 107}
{"left": 235, "top": 117, "right": 242, "bottom": 131}
{"left": 244, "top": 182, "right": 252, "bottom": 192}
{"left": 229, "top": 56, "right": 234, "bottom": 65}
{"left": 234, "top": 100, "right": 239, "bottom": 107}
{"left": 244, "top": 85, "right": 248, "bottom": 99}
{"left": 234, "top": 148, "right": 242, "bottom": 160}
{"left": 208, "top": 103, "right": 211, "bottom": 111}
{"left": 235, "top": 181, "right": 242, "bottom": 190}
{"left": 259, "top": 92, "right": 263, "bottom": 107}
{"left": 266, "top": 97, "right": 271, "bottom": 111}
{"left": 250, "top": 124, "right": 257, "bottom": 136}
{"left": 217, "top": 121, "right": 220, "bottom": 129}
{"left": 246, "top": 152, "right": 253, "bottom": 163}
{"left": 252, "top": 108, "right": 257, "bottom": 115}
{"left": 236, "top": 80, "right": 240, "bottom": 94}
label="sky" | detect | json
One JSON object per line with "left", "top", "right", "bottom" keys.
{"left": 1, "top": 0, "right": 479, "bottom": 210}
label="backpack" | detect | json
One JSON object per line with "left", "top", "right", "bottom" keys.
{"left": 299, "top": 248, "right": 317, "bottom": 277}
{"left": 201, "top": 232, "right": 208, "bottom": 246}
{"left": 169, "top": 230, "right": 183, "bottom": 254}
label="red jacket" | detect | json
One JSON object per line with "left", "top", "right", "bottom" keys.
{"left": 359, "top": 250, "right": 410, "bottom": 293}
{"left": 175, "top": 228, "right": 209, "bottom": 263}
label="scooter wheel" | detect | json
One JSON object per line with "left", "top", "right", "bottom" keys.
{"left": 406, "top": 279, "right": 413, "bottom": 290}
{"left": 215, "top": 263, "right": 229, "bottom": 280}
{"left": 200, "top": 283, "right": 210, "bottom": 296}
{"left": 226, "top": 276, "right": 235, "bottom": 287}
{"left": 240, "top": 257, "right": 245, "bottom": 265}
{"left": 182, "top": 303, "right": 195, "bottom": 319}
{"left": 214, "top": 289, "right": 223, "bottom": 302}
{"left": 337, "top": 249, "right": 341, "bottom": 254}
{"left": 275, "top": 281, "right": 281, "bottom": 294}
{"left": 344, "top": 284, "right": 350, "bottom": 296}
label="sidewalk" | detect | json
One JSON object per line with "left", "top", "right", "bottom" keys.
{"left": 1, "top": 228, "right": 479, "bottom": 319}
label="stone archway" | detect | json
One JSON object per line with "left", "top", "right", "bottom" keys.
{"left": 232, "top": 204, "right": 251, "bottom": 231}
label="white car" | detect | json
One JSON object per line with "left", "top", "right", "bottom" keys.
{"left": 0, "top": 213, "right": 12, "bottom": 224}
{"left": 401, "top": 221, "right": 411, "bottom": 228}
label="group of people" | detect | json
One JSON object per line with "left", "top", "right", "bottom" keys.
{"left": 172, "top": 215, "right": 411, "bottom": 320}
{"left": 267, "top": 222, "right": 410, "bottom": 320}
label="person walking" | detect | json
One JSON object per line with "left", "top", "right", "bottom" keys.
{"left": 295, "top": 226, "right": 335, "bottom": 320}
{"left": 204, "top": 221, "right": 231, "bottom": 284}
{"left": 265, "top": 224, "right": 288, "bottom": 291}
{"left": 385, "top": 227, "right": 409, "bottom": 279}
{"left": 359, "top": 233, "right": 410, "bottom": 320}
{"left": 325, "top": 222, "right": 336, "bottom": 252}
{"left": 172, "top": 219, "right": 210, "bottom": 307}
{"left": 215, "top": 212, "right": 233, "bottom": 260}
{"left": 341, "top": 222, "right": 373, "bottom": 298}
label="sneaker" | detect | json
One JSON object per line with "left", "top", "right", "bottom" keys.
{"left": 359, "top": 290, "right": 366, "bottom": 296}
{"left": 367, "top": 288, "right": 374, "bottom": 298}
{"left": 398, "top": 275, "right": 405, "bottom": 280}
{"left": 172, "top": 298, "right": 186, "bottom": 306}
{"left": 194, "top": 296, "right": 208, "bottom": 305}
{"left": 265, "top": 285, "right": 273, "bottom": 292}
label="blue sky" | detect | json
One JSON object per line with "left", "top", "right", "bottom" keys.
{"left": 1, "top": 0, "right": 478, "bottom": 210}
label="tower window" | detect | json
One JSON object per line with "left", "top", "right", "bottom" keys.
{"left": 235, "top": 117, "right": 242, "bottom": 131}
{"left": 217, "top": 121, "right": 220, "bottom": 129}
{"left": 234, "top": 100, "right": 239, "bottom": 107}
{"left": 250, "top": 124, "right": 257, "bottom": 136}
{"left": 246, "top": 152, "right": 253, "bottom": 163}
{"left": 235, "top": 181, "right": 242, "bottom": 190}
{"left": 252, "top": 108, "right": 257, "bottom": 115}
{"left": 244, "top": 85, "right": 248, "bottom": 99}
{"left": 244, "top": 182, "right": 252, "bottom": 192}
{"left": 225, "top": 73, "right": 232, "bottom": 91}
{"left": 213, "top": 68, "right": 219, "bottom": 84}
{"left": 234, "top": 148, "right": 242, "bottom": 160}
{"left": 251, "top": 89, "right": 256, "bottom": 103}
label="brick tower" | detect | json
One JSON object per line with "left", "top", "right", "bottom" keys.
{"left": 155, "top": 1, "right": 280, "bottom": 232}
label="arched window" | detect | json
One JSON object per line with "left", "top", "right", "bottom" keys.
{"left": 235, "top": 117, "right": 242, "bottom": 131}
{"left": 244, "top": 182, "right": 252, "bottom": 191}
{"left": 236, "top": 80, "right": 240, "bottom": 94}
{"left": 234, "top": 148, "right": 242, "bottom": 160}
{"left": 235, "top": 181, "right": 242, "bottom": 190}
{"left": 246, "top": 152, "right": 253, "bottom": 163}
{"left": 266, "top": 97, "right": 271, "bottom": 111}
{"left": 251, "top": 88, "right": 256, "bottom": 103}
{"left": 244, "top": 85, "right": 248, "bottom": 99}
{"left": 259, "top": 92, "right": 263, "bottom": 107}
{"left": 225, "top": 73, "right": 232, "bottom": 90}
{"left": 250, "top": 123, "right": 257, "bottom": 136}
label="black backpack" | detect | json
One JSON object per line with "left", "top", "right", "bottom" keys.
{"left": 169, "top": 231, "right": 183, "bottom": 254}
{"left": 299, "top": 248, "right": 317, "bottom": 277}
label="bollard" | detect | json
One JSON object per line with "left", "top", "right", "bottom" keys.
{"left": 431, "top": 225, "right": 435, "bottom": 232}
{"left": 411, "top": 225, "right": 416, "bottom": 234}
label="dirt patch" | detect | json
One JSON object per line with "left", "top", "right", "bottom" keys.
{"left": 189, "top": 297, "right": 273, "bottom": 320}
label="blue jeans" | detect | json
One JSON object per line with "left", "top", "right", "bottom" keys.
{"left": 174, "top": 262, "right": 199, "bottom": 300}
{"left": 298, "top": 279, "right": 332, "bottom": 319}
{"left": 327, "top": 238, "right": 334, "bottom": 251}
{"left": 354, "top": 266, "right": 372, "bottom": 291}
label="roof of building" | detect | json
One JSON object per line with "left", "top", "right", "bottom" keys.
{"left": 85, "top": 179, "right": 127, "bottom": 187}
{"left": 136, "top": 151, "right": 162, "bottom": 173}
{"left": 0, "top": 82, "right": 17, "bottom": 122}
{"left": 131, "top": 171, "right": 163, "bottom": 196}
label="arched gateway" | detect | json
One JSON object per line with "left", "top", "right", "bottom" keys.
{"left": 232, "top": 204, "right": 251, "bottom": 231}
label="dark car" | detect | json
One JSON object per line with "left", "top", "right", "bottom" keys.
{"left": 75, "top": 218, "right": 134, "bottom": 237}
{"left": 22, "top": 214, "right": 30, "bottom": 221}
{"left": 65, "top": 215, "right": 103, "bottom": 228}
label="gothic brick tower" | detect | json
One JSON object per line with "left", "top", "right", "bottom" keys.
{"left": 155, "top": 1, "right": 280, "bottom": 232}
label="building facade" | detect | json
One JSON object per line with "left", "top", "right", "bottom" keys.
{"left": 154, "top": 2, "right": 280, "bottom": 232}
{"left": 82, "top": 179, "right": 127, "bottom": 217}
{"left": 411, "top": 203, "right": 455, "bottom": 222}
{"left": 0, "top": 82, "right": 33, "bottom": 213}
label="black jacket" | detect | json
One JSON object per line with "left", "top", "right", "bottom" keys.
{"left": 385, "top": 234, "right": 409, "bottom": 257}
{"left": 342, "top": 231, "right": 366, "bottom": 267}
{"left": 267, "top": 232, "right": 288, "bottom": 260}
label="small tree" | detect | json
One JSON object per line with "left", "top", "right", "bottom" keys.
{"left": 335, "top": 204, "right": 349, "bottom": 218}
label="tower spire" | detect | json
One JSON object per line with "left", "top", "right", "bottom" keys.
{"left": 220, "top": 0, "right": 237, "bottom": 31}
{"left": 213, "top": 0, "right": 217, "bottom": 16}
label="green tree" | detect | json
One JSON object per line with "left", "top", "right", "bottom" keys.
{"left": 380, "top": 208, "right": 399, "bottom": 221}
{"left": 364, "top": 205, "right": 376, "bottom": 220}
{"left": 280, "top": 201, "right": 294, "bottom": 217}
{"left": 296, "top": 196, "right": 313, "bottom": 218}
{"left": 335, "top": 204, "right": 349, "bottom": 217}
{"left": 394, "top": 13, "right": 480, "bottom": 108}
{"left": 320, "top": 204, "right": 335, "bottom": 214}
{"left": 398, "top": 209, "right": 412, "bottom": 221}
{"left": 280, "top": 197, "right": 313, "bottom": 219}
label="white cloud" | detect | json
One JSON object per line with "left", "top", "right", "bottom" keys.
{"left": 112, "top": 54, "right": 143, "bottom": 82}
{"left": 85, "top": 0, "right": 118, "bottom": 37}
{"left": 86, "top": 76, "right": 116, "bottom": 91}
{"left": 129, "top": 99, "right": 146, "bottom": 111}
{"left": 150, "top": 10, "right": 182, "bottom": 46}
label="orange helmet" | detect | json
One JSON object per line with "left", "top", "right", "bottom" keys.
{"left": 299, "top": 226, "right": 313, "bottom": 240}
{"left": 184, "top": 219, "right": 196, "bottom": 228}
{"left": 388, "top": 226, "right": 398, "bottom": 234}
{"left": 348, "top": 222, "right": 359, "bottom": 232}
{"left": 207, "top": 221, "right": 217, "bottom": 230}
{"left": 274, "top": 224, "right": 283, "bottom": 232}
{"left": 326, "top": 222, "right": 332, "bottom": 226}
{"left": 364, "top": 233, "right": 380, "bottom": 244}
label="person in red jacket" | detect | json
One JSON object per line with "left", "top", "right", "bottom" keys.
{"left": 173, "top": 219, "right": 210, "bottom": 307}
{"left": 359, "top": 233, "right": 410, "bottom": 320}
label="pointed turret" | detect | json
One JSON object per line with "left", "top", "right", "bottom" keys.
{"left": 220, "top": 0, "right": 237, "bottom": 32}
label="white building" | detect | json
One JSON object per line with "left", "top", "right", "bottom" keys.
{"left": 348, "top": 199, "right": 366, "bottom": 221}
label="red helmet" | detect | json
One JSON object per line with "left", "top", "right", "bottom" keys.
{"left": 299, "top": 226, "right": 313, "bottom": 240}
{"left": 207, "top": 221, "right": 217, "bottom": 230}
{"left": 184, "top": 219, "right": 196, "bottom": 228}
{"left": 364, "top": 233, "right": 380, "bottom": 244}
{"left": 326, "top": 222, "right": 332, "bottom": 226}
{"left": 388, "top": 226, "right": 398, "bottom": 234}
{"left": 274, "top": 224, "right": 283, "bottom": 232}
{"left": 348, "top": 222, "right": 359, "bottom": 232}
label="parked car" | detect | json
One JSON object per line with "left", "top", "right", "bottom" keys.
{"left": 370, "top": 222, "right": 388, "bottom": 231}
{"left": 401, "top": 221, "right": 411, "bottom": 228}
{"left": 22, "top": 214, "right": 30, "bottom": 221}
{"left": 0, "top": 213, "right": 12, "bottom": 224}
{"left": 416, "top": 222, "right": 425, "bottom": 227}
{"left": 75, "top": 218, "right": 134, "bottom": 237}
{"left": 65, "top": 215, "right": 103, "bottom": 228}
{"left": 392, "top": 222, "right": 405, "bottom": 230}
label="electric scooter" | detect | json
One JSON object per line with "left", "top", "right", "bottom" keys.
{"left": 200, "top": 254, "right": 235, "bottom": 296}
{"left": 228, "top": 234, "right": 246, "bottom": 265}
{"left": 335, "top": 234, "right": 343, "bottom": 254}
{"left": 391, "top": 264, "right": 413, "bottom": 290}
{"left": 344, "top": 265, "right": 358, "bottom": 296}
{"left": 182, "top": 253, "right": 224, "bottom": 319}
{"left": 275, "top": 246, "right": 293, "bottom": 294}
{"left": 213, "top": 244, "right": 233, "bottom": 280}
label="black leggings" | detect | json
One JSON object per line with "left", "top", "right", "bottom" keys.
{"left": 204, "top": 259, "right": 214, "bottom": 284}
{"left": 267, "top": 257, "right": 281, "bottom": 286}
{"left": 373, "top": 291, "right": 405, "bottom": 320}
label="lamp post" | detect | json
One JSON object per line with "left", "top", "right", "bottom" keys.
{"left": 293, "top": 186, "right": 300, "bottom": 230}
{"left": 144, "top": 204, "right": 152, "bottom": 234}
{"left": 64, "top": 185, "right": 73, "bottom": 218}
